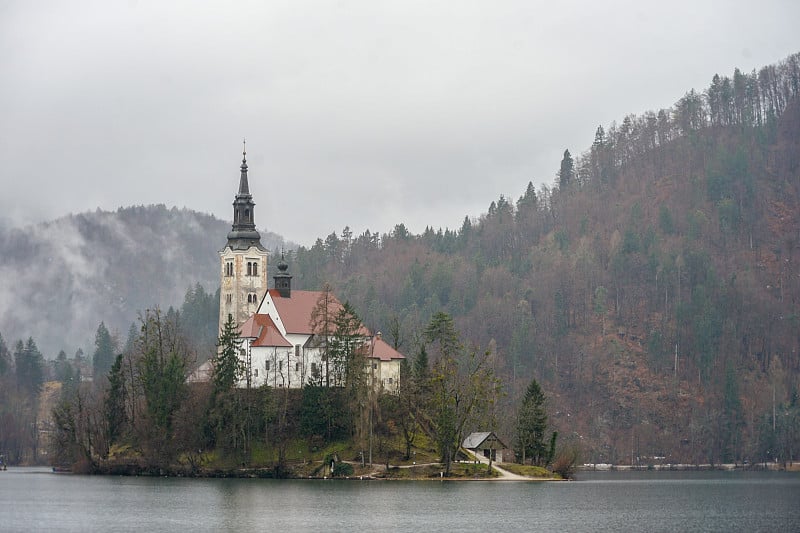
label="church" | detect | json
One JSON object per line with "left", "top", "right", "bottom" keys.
{"left": 212, "top": 144, "right": 404, "bottom": 391}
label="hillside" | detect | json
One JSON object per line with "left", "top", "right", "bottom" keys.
{"left": 0, "top": 205, "right": 287, "bottom": 356}
{"left": 2, "top": 54, "right": 797, "bottom": 466}
{"left": 287, "top": 53, "right": 800, "bottom": 463}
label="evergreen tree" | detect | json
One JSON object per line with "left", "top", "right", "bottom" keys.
{"left": 136, "top": 309, "right": 188, "bottom": 437}
{"left": 424, "top": 312, "right": 460, "bottom": 361}
{"left": 15, "top": 337, "right": 45, "bottom": 397}
{"left": 558, "top": 149, "right": 575, "bottom": 191}
{"left": 105, "top": 353, "right": 128, "bottom": 445}
{"left": 179, "top": 283, "right": 219, "bottom": 350}
{"left": 516, "top": 377, "right": 549, "bottom": 465}
{"left": 213, "top": 313, "right": 244, "bottom": 394}
{"left": 92, "top": 322, "right": 117, "bottom": 380}
{"left": 413, "top": 345, "right": 429, "bottom": 382}
{"left": 54, "top": 350, "right": 71, "bottom": 383}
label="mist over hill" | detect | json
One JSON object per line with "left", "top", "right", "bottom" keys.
{"left": 0, "top": 205, "right": 288, "bottom": 356}
{"left": 1, "top": 52, "right": 798, "bottom": 464}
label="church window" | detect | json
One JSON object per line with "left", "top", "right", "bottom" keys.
{"left": 245, "top": 208, "right": 250, "bottom": 221}
{"left": 226, "top": 293, "right": 232, "bottom": 304}
{"left": 225, "top": 261, "right": 233, "bottom": 277}
{"left": 247, "top": 262, "right": 252, "bottom": 276}
{"left": 252, "top": 262, "right": 258, "bottom": 276}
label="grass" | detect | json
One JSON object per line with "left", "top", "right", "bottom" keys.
{"left": 498, "top": 463, "right": 560, "bottom": 479}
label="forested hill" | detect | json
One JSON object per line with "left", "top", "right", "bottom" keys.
{"left": 288, "top": 52, "right": 800, "bottom": 463}
{"left": 0, "top": 205, "right": 286, "bottom": 356}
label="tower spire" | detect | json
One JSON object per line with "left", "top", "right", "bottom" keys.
{"left": 239, "top": 138, "right": 250, "bottom": 195}
{"left": 226, "top": 141, "right": 262, "bottom": 250}
{"left": 274, "top": 249, "right": 292, "bottom": 297}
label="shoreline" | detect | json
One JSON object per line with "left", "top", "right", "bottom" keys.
{"left": 578, "top": 462, "right": 799, "bottom": 472}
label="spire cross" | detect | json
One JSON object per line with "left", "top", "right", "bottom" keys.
{"left": 242, "top": 138, "right": 247, "bottom": 158}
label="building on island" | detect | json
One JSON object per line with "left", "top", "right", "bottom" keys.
{"left": 462, "top": 432, "right": 510, "bottom": 463}
{"left": 239, "top": 261, "right": 404, "bottom": 391}
{"left": 198, "top": 145, "right": 405, "bottom": 391}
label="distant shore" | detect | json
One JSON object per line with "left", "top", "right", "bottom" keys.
{"left": 578, "top": 462, "right": 799, "bottom": 472}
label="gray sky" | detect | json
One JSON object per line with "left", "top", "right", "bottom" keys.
{"left": 2, "top": 1, "right": 798, "bottom": 246}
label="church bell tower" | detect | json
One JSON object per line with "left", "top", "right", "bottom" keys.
{"left": 219, "top": 141, "right": 269, "bottom": 332}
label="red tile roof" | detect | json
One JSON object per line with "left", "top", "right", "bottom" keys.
{"left": 368, "top": 336, "right": 406, "bottom": 361}
{"left": 239, "top": 313, "right": 292, "bottom": 348}
{"left": 267, "top": 289, "right": 370, "bottom": 336}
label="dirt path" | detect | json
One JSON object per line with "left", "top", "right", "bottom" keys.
{"left": 464, "top": 449, "right": 528, "bottom": 480}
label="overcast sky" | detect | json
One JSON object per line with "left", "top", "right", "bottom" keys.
{"left": 1, "top": 1, "right": 798, "bottom": 246}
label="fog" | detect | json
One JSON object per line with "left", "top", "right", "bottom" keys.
{"left": 1, "top": 1, "right": 798, "bottom": 245}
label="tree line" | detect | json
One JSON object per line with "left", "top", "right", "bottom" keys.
{"left": 282, "top": 52, "right": 800, "bottom": 466}
{"left": 42, "top": 284, "right": 566, "bottom": 477}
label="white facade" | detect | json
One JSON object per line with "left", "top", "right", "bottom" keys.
{"left": 235, "top": 290, "right": 405, "bottom": 390}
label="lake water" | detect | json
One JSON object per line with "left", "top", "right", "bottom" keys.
{"left": 1, "top": 468, "right": 799, "bottom": 532}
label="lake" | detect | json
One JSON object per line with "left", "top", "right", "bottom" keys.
{"left": 1, "top": 468, "right": 799, "bottom": 532}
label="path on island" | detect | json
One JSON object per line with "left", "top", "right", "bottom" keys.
{"left": 463, "top": 449, "right": 528, "bottom": 480}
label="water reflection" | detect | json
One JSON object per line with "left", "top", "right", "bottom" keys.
{"left": 1, "top": 468, "right": 798, "bottom": 532}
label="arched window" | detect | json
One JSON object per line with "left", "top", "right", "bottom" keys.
{"left": 225, "top": 261, "right": 233, "bottom": 277}
{"left": 247, "top": 262, "right": 252, "bottom": 276}
{"left": 245, "top": 209, "right": 250, "bottom": 221}
{"left": 252, "top": 262, "right": 258, "bottom": 276}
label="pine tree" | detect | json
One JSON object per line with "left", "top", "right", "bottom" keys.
{"left": 136, "top": 309, "right": 188, "bottom": 436}
{"left": 516, "top": 377, "right": 549, "bottom": 465}
{"left": 15, "top": 337, "right": 44, "bottom": 397}
{"left": 213, "top": 313, "right": 244, "bottom": 394}
{"left": 93, "top": 322, "right": 117, "bottom": 380}
{"left": 558, "top": 149, "right": 575, "bottom": 191}
{"left": 105, "top": 353, "right": 128, "bottom": 446}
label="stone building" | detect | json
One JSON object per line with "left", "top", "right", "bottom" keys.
{"left": 209, "top": 146, "right": 404, "bottom": 391}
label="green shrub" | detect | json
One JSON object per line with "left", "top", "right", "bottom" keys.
{"left": 332, "top": 462, "right": 354, "bottom": 477}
